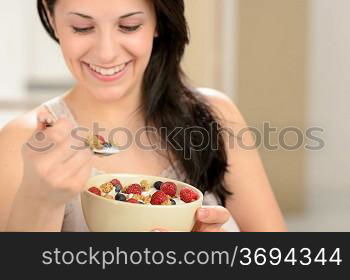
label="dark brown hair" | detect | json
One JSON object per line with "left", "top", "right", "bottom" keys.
{"left": 37, "top": 0, "right": 233, "bottom": 205}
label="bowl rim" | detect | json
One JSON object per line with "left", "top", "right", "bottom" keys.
{"left": 83, "top": 173, "right": 204, "bottom": 208}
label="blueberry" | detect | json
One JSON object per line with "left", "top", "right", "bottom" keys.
{"left": 170, "top": 199, "right": 176, "bottom": 205}
{"left": 115, "top": 193, "right": 126, "bottom": 201}
{"left": 103, "top": 143, "right": 112, "bottom": 148}
{"left": 114, "top": 185, "right": 122, "bottom": 193}
{"left": 138, "top": 201, "right": 145, "bottom": 204}
{"left": 153, "top": 181, "right": 163, "bottom": 190}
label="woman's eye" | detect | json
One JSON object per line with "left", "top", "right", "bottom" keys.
{"left": 72, "top": 26, "right": 94, "bottom": 34}
{"left": 119, "top": 25, "right": 142, "bottom": 33}
{"left": 70, "top": 25, "right": 142, "bottom": 34}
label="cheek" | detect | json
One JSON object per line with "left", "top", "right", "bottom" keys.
{"left": 60, "top": 38, "right": 90, "bottom": 62}
{"left": 59, "top": 38, "right": 92, "bottom": 78}
{"left": 55, "top": 24, "right": 90, "bottom": 63}
{"left": 123, "top": 33, "right": 155, "bottom": 60}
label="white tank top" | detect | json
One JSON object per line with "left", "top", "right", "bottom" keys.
{"left": 43, "top": 95, "right": 240, "bottom": 232}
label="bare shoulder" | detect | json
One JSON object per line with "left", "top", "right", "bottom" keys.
{"left": 0, "top": 111, "right": 36, "bottom": 140}
{"left": 195, "top": 87, "right": 246, "bottom": 126}
{"left": 0, "top": 105, "right": 47, "bottom": 146}
{"left": 197, "top": 88, "right": 287, "bottom": 231}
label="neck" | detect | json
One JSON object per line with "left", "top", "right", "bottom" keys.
{"left": 63, "top": 84, "right": 144, "bottom": 130}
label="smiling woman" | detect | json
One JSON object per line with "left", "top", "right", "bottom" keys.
{"left": 0, "top": 0, "right": 286, "bottom": 232}
{"left": 38, "top": 0, "right": 158, "bottom": 102}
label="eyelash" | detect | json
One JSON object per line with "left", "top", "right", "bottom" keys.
{"left": 72, "top": 25, "right": 142, "bottom": 34}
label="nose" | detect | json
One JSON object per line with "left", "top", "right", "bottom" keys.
{"left": 94, "top": 29, "right": 120, "bottom": 65}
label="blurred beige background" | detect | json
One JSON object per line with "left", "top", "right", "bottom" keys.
{"left": 0, "top": 0, "right": 349, "bottom": 231}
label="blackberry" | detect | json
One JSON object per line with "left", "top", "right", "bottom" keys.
{"left": 153, "top": 181, "right": 163, "bottom": 190}
{"left": 114, "top": 185, "right": 122, "bottom": 193}
{"left": 115, "top": 193, "right": 126, "bottom": 201}
{"left": 103, "top": 143, "right": 112, "bottom": 148}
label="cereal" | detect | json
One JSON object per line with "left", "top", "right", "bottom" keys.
{"left": 161, "top": 199, "right": 172, "bottom": 206}
{"left": 140, "top": 180, "right": 151, "bottom": 191}
{"left": 100, "top": 182, "right": 114, "bottom": 193}
{"left": 88, "top": 178, "right": 200, "bottom": 205}
{"left": 132, "top": 194, "right": 144, "bottom": 201}
{"left": 143, "top": 195, "right": 152, "bottom": 205}
{"left": 85, "top": 134, "right": 117, "bottom": 151}
{"left": 87, "top": 135, "right": 104, "bottom": 150}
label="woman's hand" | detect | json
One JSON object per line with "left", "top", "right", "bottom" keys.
{"left": 191, "top": 206, "right": 231, "bottom": 232}
{"left": 19, "top": 110, "right": 94, "bottom": 207}
{"left": 152, "top": 206, "right": 231, "bottom": 232}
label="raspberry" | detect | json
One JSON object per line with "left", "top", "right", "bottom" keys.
{"left": 88, "top": 186, "right": 101, "bottom": 196}
{"left": 111, "top": 178, "right": 122, "bottom": 187}
{"left": 180, "top": 188, "right": 198, "bottom": 203}
{"left": 160, "top": 182, "right": 177, "bottom": 197}
{"left": 126, "top": 184, "right": 142, "bottom": 195}
{"left": 95, "top": 135, "right": 106, "bottom": 145}
{"left": 150, "top": 191, "right": 168, "bottom": 205}
{"left": 127, "top": 198, "right": 139, "bottom": 204}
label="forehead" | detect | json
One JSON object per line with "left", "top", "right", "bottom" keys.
{"left": 55, "top": 0, "right": 154, "bottom": 18}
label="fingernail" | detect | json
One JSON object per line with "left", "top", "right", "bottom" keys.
{"left": 152, "top": 229, "right": 161, "bottom": 232}
{"left": 198, "top": 208, "right": 209, "bottom": 220}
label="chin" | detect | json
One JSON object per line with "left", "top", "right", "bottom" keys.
{"left": 87, "top": 85, "right": 130, "bottom": 102}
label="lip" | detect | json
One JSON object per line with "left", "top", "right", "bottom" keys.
{"left": 83, "top": 61, "right": 131, "bottom": 82}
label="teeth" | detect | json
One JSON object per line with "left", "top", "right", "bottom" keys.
{"left": 90, "top": 64, "right": 97, "bottom": 72}
{"left": 88, "top": 63, "right": 127, "bottom": 76}
{"left": 115, "top": 64, "right": 124, "bottom": 73}
{"left": 100, "top": 68, "right": 115, "bottom": 76}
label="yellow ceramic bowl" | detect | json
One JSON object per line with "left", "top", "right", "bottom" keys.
{"left": 81, "top": 174, "right": 203, "bottom": 232}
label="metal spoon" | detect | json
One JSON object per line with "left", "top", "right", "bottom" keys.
{"left": 92, "top": 145, "right": 120, "bottom": 157}
{"left": 43, "top": 120, "right": 120, "bottom": 156}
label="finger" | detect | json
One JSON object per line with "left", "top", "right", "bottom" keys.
{"left": 29, "top": 117, "right": 72, "bottom": 154}
{"left": 60, "top": 148, "right": 93, "bottom": 179}
{"left": 27, "top": 113, "right": 61, "bottom": 153}
{"left": 54, "top": 129, "right": 89, "bottom": 164}
{"left": 32, "top": 134, "right": 78, "bottom": 167}
{"left": 67, "top": 154, "right": 94, "bottom": 192}
{"left": 196, "top": 206, "right": 231, "bottom": 224}
{"left": 44, "top": 117, "right": 74, "bottom": 144}
{"left": 192, "top": 222, "right": 225, "bottom": 232}
{"left": 39, "top": 118, "right": 82, "bottom": 162}
{"left": 36, "top": 109, "right": 56, "bottom": 130}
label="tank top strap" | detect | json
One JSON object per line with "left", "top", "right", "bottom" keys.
{"left": 43, "top": 95, "right": 78, "bottom": 126}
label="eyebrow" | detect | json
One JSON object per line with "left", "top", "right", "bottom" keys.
{"left": 68, "top": 11, "right": 144, "bottom": 20}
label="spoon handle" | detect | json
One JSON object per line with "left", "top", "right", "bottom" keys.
{"left": 44, "top": 122, "right": 53, "bottom": 128}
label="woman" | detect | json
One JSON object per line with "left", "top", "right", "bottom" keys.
{"left": 0, "top": 0, "right": 287, "bottom": 232}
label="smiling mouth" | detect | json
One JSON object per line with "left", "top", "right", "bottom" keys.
{"left": 84, "top": 61, "right": 131, "bottom": 77}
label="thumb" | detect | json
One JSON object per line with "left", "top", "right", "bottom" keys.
{"left": 36, "top": 109, "right": 55, "bottom": 130}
